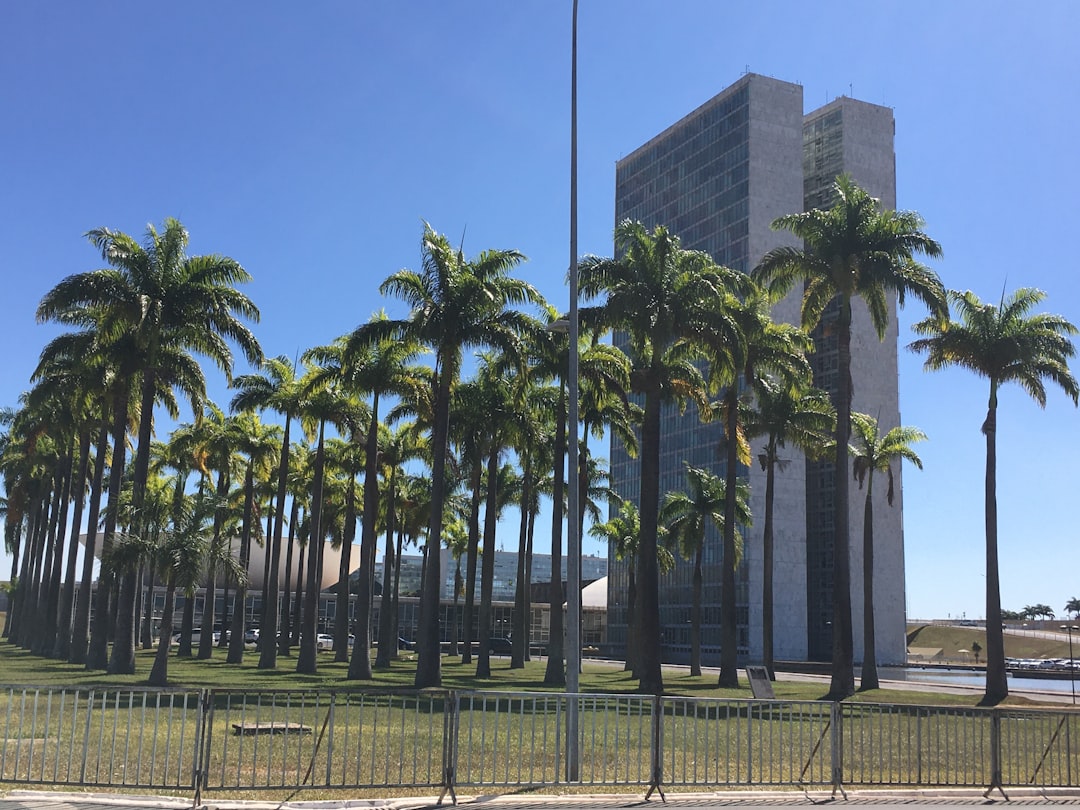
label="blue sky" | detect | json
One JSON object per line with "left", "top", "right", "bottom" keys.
{"left": 1, "top": 2, "right": 1078, "bottom": 621}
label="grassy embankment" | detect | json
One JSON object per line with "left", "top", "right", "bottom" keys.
{"left": 907, "top": 622, "right": 1073, "bottom": 663}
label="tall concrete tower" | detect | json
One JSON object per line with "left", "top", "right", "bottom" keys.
{"left": 607, "top": 73, "right": 906, "bottom": 667}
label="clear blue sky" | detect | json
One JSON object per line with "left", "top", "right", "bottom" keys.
{"left": 2, "top": 2, "right": 1078, "bottom": 621}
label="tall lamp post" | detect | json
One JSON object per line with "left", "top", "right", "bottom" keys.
{"left": 565, "top": 0, "right": 582, "bottom": 784}
{"left": 1060, "top": 624, "right": 1077, "bottom": 704}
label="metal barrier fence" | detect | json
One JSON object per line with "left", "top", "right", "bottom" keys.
{"left": 2, "top": 685, "right": 1079, "bottom": 802}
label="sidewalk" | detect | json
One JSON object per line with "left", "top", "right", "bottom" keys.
{"left": 4, "top": 787, "right": 1080, "bottom": 810}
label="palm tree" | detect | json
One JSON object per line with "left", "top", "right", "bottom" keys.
{"left": 744, "top": 376, "right": 834, "bottom": 678}
{"left": 332, "top": 314, "right": 427, "bottom": 679}
{"left": 225, "top": 412, "right": 281, "bottom": 664}
{"left": 373, "top": 423, "right": 428, "bottom": 668}
{"left": 910, "top": 287, "right": 1078, "bottom": 704}
{"left": 589, "top": 499, "right": 675, "bottom": 675}
{"left": 1065, "top": 598, "right": 1080, "bottom": 620}
{"left": 369, "top": 223, "right": 541, "bottom": 688}
{"left": 230, "top": 355, "right": 307, "bottom": 670}
{"left": 849, "top": 412, "right": 926, "bottom": 690}
{"left": 37, "top": 219, "right": 262, "bottom": 674}
{"left": 754, "top": 176, "right": 945, "bottom": 699}
{"left": 580, "top": 220, "right": 743, "bottom": 694}
{"left": 146, "top": 492, "right": 243, "bottom": 686}
{"left": 708, "top": 289, "right": 810, "bottom": 687}
{"left": 661, "top": 465, "right": 749, "bottom": 677}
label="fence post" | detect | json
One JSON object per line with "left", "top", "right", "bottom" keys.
{"left": 983, "top": 709, "right": 1007, "bottom": 799}
{"left": 437, "top": 690, "right": 458, "bottom": 806}
{"left": 644, "top": 695, "right": 665, "bottom": 801}
{"left": 192, "top": 689, "right": 212, "bottom": 808}
{"left": 830, "top": 701, "right": 846, "bottom": 799}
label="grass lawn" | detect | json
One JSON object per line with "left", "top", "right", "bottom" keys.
{"left": 0, "top": 636, "right": 1057, "bottom": 708}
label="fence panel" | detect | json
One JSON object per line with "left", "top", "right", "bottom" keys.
{"left": 999, "top": 709, "right": 1080, "bottom": 787}
{"left": 658, "top": 698, "right": 832, "bottom": 788}
{"left": 201, "top": 689, "right": 447, "bottom": 791}
{"left": 840, "top": 703, "right": 989, "bottom": 787}
{"left": 0, "top": 686, "right": 201, "bottom": 790}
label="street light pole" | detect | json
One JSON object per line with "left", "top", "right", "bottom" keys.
{"left": 565, "top": 0, "right": 582, "bottom": 784}
{"left": 1062, "top": 624, "right": 1077, "bottom": 704}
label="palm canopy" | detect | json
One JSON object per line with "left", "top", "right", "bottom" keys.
{"left": 754, "top": 175, "right": 946, "bottom": 333}
{"left": 910, "top": 288, "right": 1079, "bottom": 410}
{"left": 374, "top": 223, "right": 543, "bottom": 382}
{"left": 37, "top": 218, "right": 262, "bottom": 377}
{"left": 661, "top": 465, "right": 750, "bottom": 565}
{"left": 849, "top": 413, "right": 926, "bottom": 505}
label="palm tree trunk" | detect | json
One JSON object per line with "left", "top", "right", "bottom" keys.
{"left": 336, "top": 478, "right": 356, "bottom": 665}
{"left": 260, "top": 415, "right": 291, "bottom": 669}
{"left": 291, "top": 539, "right": 305, "bottom": 648}
{"left": 33, "top": 467, "right": 63, "bottom": 655}
{"left": 279, "top": 499, "right": 301, "bottom": 656}
{"left": 719, "top": 387, "right": 739, "bottom": 688}
{"left": 148, "top": 578, "right": 176, "bottom": 687}
{"left": 461, "top": 461, "right": 482, "bottom": 665}
{"left": 88, "top": 388, "right": 129, "bottom": 671}
{"left": 544, "top": 390, "right": 567, "bottom": 686}
{"left": 199, "top": 469, "right": 229, "bottom": 660}
{"left": 297, "top": 421, "right": 327, "bottom": 674}
{"left": 56, "top": 430, "right": 92, "bottom": 660}
{"left": 70, "top": 423, "right": 108, "bottom": 664}
{"left": 374, "top": 473, "right": 397, "bottom": 669}
{"left": 859, "top": 478, "right": 879, "bottom": 690}
{"left": 476, "top": 450, "right": 499, "bottom": 679}
{"left": 981, "top": 396, "right": 1008, "bottom": 704}
{"left": 828, "top": 301, "right": 856, "bottom": 700}
{"left": 3, "top": 519, "right": 24, "bottom": 638}
{"left": 415, "top": 369, "right": 452, "bottom": 688}
{"left": 43, "top": 453, "right": 74, "bottom": 657}
{"left": 636, "top": 380, "right": 664, "bottom": 695}
{"left": 762, "top": 446, "right": 777, "bottom": 680}
{"left": 228, "top": 463, "right": 256, "bottom": 664}
{"left": 110, "top": 370, "right": 159, "bottom": 674}
{"left": 525, "top": 498, "right": 536, "bottom": 662}
{"left": 691, "top": 544, "right": 702, "bottom": 677}
{"left": 511, "top": 456, "right": 531, "bottom": 669}
{"left": 350, "top": 404, "right": 381, "bottom": 677}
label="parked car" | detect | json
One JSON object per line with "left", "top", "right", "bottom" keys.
{"left": 316, "top": 633, "right": 335, "bottom": 651}
{"left": 488, "top": 636, "right": 512, "bottom": 655}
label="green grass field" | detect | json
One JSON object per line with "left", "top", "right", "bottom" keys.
{"left": 0, "top": 634, "right": 1058, "bottom": 708}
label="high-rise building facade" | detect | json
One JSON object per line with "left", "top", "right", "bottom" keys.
{"left": 608, "top": 73, "right": 906, "bottom": 666}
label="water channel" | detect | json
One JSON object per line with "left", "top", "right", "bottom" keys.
{"left": 881, "top": 666, "right": 1079, "bottom": 695}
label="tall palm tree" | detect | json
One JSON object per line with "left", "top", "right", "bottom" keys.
{"left": 848, "top": 412, "right": 926, "bottom": 690}
{"left": 580, "top": 220, "right": 743, "bottom": 694}
{"left": 368, "top": 223, "right": 541, "bottom": 687}
{"left": 292, "top": 359, "right": 361, "bottom": 675}
{"left": 661, "top": 465, "right": 750, "bottom": 677}
{"left": 744, "top": 376, "right": 834, "bottom": 678}
{"left": 754, "top": 176, "right": 945, "bottom": 699}
{"left": 230, "top": 355, "right": 307, "bottom": 670}
{"left": 373, "top": 423, "right": 428, "bottom": 668}
{"left": 910, "top": 287, "right": 1078, "bottom": 704}
{"left": 329, "top": 317, "right": 427, "bottom": 679}
{"left": 37, "top": 219, "right": 262, "bottom": 674}
{"left": 708, "top": 289, "right": 810, "bottom": 687}
{"left": 226, "top": 412, "right": 281, "bottom": 664}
